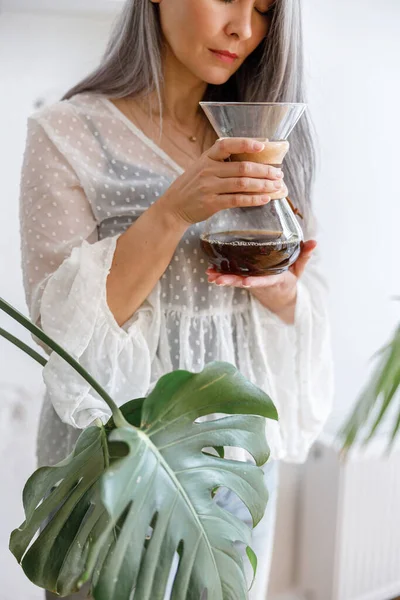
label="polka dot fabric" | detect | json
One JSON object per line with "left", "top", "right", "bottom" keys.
{"left": 19, "top": 93, "right": 334, "bottom": 466}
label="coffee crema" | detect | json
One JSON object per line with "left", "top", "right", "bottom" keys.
{"left": 201, "top": 230, "right": 301, "bottom": 276}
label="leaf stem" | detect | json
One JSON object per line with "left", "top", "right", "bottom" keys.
{"left": 0, "top": 326, "right": 47, "bottom": 367}
{"left": 0, "top": 297, "right": 127, "bottom": 428}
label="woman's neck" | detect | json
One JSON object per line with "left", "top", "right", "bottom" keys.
{"left": 146, "top": 45, "right": 209, "bottom": 128}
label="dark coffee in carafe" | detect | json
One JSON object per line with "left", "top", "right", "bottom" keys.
{"left": 200, "top": 230, "right": 301, "bottom": 276}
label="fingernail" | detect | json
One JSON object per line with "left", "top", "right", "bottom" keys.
{"left": 253, "top": 141, "right": 265, "bottom": 151}
{"left": 274, "top": 181, "right": 283, "bottom": 189}
{"left": 276, "top": 170, "right": 283, "bottom": 178}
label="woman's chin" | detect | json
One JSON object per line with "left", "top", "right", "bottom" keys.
{"left": 198, "top": 68, "right": 236, "bottom": 86}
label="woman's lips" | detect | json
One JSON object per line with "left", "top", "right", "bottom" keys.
{"left": 209, "top": 49, "right": 239, "bottom": 64}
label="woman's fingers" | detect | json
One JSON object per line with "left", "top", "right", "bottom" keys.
{"left": 208, "top": 138, "right": 266, "bottom": 161}
{"left": 206, "top": 269, "right": 244, "bottom": 286}
{"left": 214, "top": 176, "right": 286, "bottom": 195}
{"left": 217, "top": 193, "right": 272, "bottom": 209}
{"left": 216, "top": 160, "right": 283, "bottom": 181}
{"left": 215, "top": 275, "right": 244, "bottom": 287}
{"left": 240, "top": 274, "right": 284, "bottom": 288}
{"left": 206, "top": 270, "right": 219, "bottom": 282}
{"left": 268, "top": 181, "right": 289, "bottom": 201}
{"left": 290, "top": 240, "right": 317, "bottom": 278}
{"left": 207, "top": 268, "right": 284, "bottom": 288}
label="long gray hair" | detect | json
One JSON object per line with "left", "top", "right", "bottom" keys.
{"left": 63, "top": 0, "right": 316, "bottom": 220}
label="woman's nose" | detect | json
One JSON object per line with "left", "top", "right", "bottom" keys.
{"left": 225, "top": 7, "right": 253, "bottom": 41}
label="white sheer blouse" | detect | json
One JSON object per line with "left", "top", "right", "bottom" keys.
{"left": 19, "top": 92, "right": 334, "bottom": 464}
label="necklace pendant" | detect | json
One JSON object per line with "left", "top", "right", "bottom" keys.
{"left": 189, "top": 136, "right": 197, "bottom": 143}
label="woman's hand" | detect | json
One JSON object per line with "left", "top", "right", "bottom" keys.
{"left": 157, "top": 138, "right": 287, "bottom": 226}
{"left": 207, "top": 240, "right": 317, "bottom": 325}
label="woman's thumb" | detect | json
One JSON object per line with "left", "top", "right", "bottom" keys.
{"left": 292, "top": 240, "right": 317, "bottom": 278}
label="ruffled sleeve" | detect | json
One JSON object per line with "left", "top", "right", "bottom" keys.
{"left": 19, "top": 114, "right": 161, "bottom": 429}
{"left": 249, "top": 248, "right": 334, "bottom": 464}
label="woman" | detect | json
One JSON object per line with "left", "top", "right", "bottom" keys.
{"left": 19, "top": 0, "right": 333, "bottom": 597}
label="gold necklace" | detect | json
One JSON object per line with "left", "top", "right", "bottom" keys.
{"left": 132, "top": 98, "right": 204, "bottom": 143}
{"left": 161, "top": 118, "right": 209, "bottom": 162}
{"left": 166, "top": 113, "right": 204, "bottom": 143}
{"left": 123, "top": 98, "right": 210, "bottom": 162}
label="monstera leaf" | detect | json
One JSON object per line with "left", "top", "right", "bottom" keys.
{"left": 0, "top": 298, "right": 278, "bottom": 599}
{"left": 10, "top": 426, "right": 109, "bottom": 595}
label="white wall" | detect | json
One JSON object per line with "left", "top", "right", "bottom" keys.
{"left": 0, "top": 2, "right": 399, "bottom": 599}
{"left": 273, "top": 2, "right": 400, "bottom": 595}
{"left": 302, "top": 0, "right": 400, "bottom": 434}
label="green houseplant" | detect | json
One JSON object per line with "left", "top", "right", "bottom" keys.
{"left": 340, "top": 322, "right": 400, "bottom": 454}
{"left": 0, "top": 297, "right": 278, "bottom": 600}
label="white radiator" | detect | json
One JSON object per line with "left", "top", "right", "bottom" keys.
{"left": 297, "top": 436, "right": 400, "bottom": 600}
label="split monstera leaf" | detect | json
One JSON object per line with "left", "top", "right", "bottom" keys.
{"left": 0, "top": 297, "right": 278, "bottom": 600}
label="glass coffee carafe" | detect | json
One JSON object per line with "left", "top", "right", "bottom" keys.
{"left": 199, "top": 102, "right": 307, "bottom": 276}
